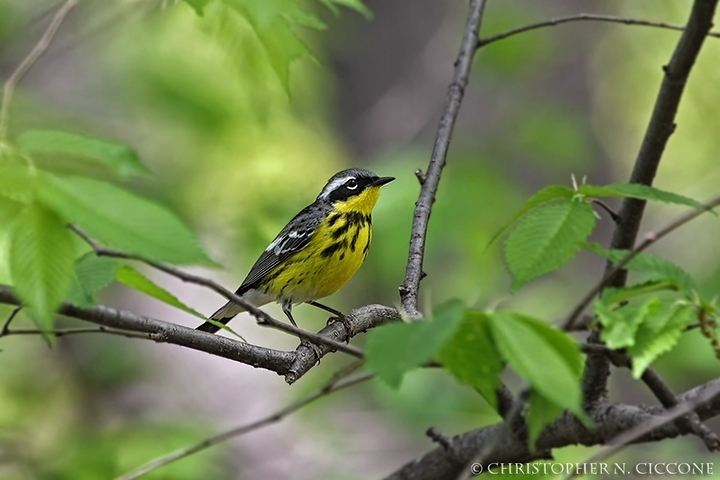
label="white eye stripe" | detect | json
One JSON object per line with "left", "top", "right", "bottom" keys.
{"left": 318, "top": 175, "right": 356, "bottom": 199}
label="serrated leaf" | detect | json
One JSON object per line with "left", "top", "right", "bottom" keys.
{"left": 579, "top": 183, "right": 708, "bottom": 212}
{"left": 505, "top": 200, "right": 596, "bottom": 290}
{"left": 66, "top": 253, "right": 119, "bottom": 308}
{"left": 596, "top": 297, "right": 659, "bottom": 349}
{"left": 182, "top": 0, "right": 211, "bottom": 15}
{"left": 586, "top": 243, "right": 697, "bottom": 293}
{"left": 528, "top": 390, "right": 563, "bottom": 448}
{"left": 224, "top": 0, "right": 320, "bottom": 92}
{"left": 366, "top": 300, "right": 465, "bottom": 388}
{"left": 601, "top": 280, "right": 678, "bottom": 307}
{"left": 490, "top": 312, "right": 585, "bottom": 419}
{"left": 116, "top": 265, "right": 206, "bottom": 320}
{"left": 35, "top": 174, "right": 214, "bottom": 266}
{"left": 18, "top": 130, "right": 150, "bottom": 179}
{"left": 0, "top": 197, "right": 24, "bottom": 284}
{"left": 628, "top": 304, "right": 693, "bottom": 378}
{"left": 9, "top": 203, "right": 74, "bottom": 338}
{"left": 0, "top": 158, "right": 34, "bottom": 204}
{"left": 437, "top": 311, "right": 503, "bottom": 408}
{"left": 486, "top": 185, "right": 575, "bottom": 250}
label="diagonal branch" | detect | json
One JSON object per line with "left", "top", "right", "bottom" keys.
{"left": 116, "top": 370, "right": 373, "bottom": 480}
{"left": 581, "top": 0, "right": 719, "bottom": 408}
{"left": 399, "top": 0, "right": 487, "bottom": 318}
{"left": 564, "top": 194, "right": 720, "bottom": 330}
{"left": 0, "top": 0, "right": 78, "bottom": 140}
{"left": 69, "top": 225, "right": 362, "bottom": 358}
{"left": 477, "top": 13, "right": 720, "bottom": 49}
{"left": 0, "top": 284, "right": 398, "bottom": 382}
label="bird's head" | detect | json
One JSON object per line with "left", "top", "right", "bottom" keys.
{"left": 317, "top": 168, "right": 394, "bottom": 215}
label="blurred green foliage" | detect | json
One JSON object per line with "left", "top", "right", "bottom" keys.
{"left": 1, "top": 0, "right": 720, "bottom": 478}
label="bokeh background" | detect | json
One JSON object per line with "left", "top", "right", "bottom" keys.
{"left": 1, "top": 0, "right": 720, "bottom": 478}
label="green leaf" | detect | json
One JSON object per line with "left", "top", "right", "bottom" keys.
{"left": 486, "top": 185, "right": 575, "bottom": 250}
{"left": 18, "top": 130, "right": 150, "bottom": 179}
{"left": 0, "top": 197, "right": 24, "bottom": 284}
{"left": 9, "top": 202, "right": 75, "bottom": 336}
{"left": 527, "top": 390, "right": 563, "bottom": 448}
{"left": 66, "top": 253, "right": 119, "bottom": 308}
{"left": 36, "top": 174, "right": 214, "bottom": 266}
{"left": 628, "top": 304, "right": 694, "bottom": 378}
{"left": 0, "top": 158, "right": 34, "bottom": 204}
{"left": 319, "top": 0, "right": 372, "bottom": 18}
{"left": 601, "top": 280, "right": 678, "bottom": 307}
{"left": 182, "top": 0, "right": 212, "bottom": 15}
{"left": 586, "top": 243, "right": 698, "bottom": 293}
{"left": 490, "top": 312, "right": 585, "bottom": 418}
{"left": 115, "top": 265, "right": 206, "bottom": 320}
{"left": 224, "top": 0, "right": 320, "bottom": 92}
{"left": 595, "top": 297, "right": 660, "bottom": 349}
{"left": 437, "top": 311, "right": 503, "bottom": 408}
{"left": 505, "top": 200, "right": 596, "bottom": 290}
{"left": 579, "top": 183, "right": 708, "bottom": 212}
{"left": 366, "top": 300, "right": 465, "bottom": 388}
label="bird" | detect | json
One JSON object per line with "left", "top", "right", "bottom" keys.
{"left": 197, "top": 168, "right": 394, "bottom": 333}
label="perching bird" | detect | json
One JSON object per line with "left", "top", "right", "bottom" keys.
{"left": 197, "top": 168, "right": 394, "bottom": 333}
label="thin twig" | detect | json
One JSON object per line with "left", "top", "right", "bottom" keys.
{"left": 564, "top": 194, "right": 720, "bottom": 330}
{"left": 399, "top": 0, "right": 487, "bottom": 317}
{"left": 116, "top": 371, "right": 373, "bottom": 480}
{"left": 565, "top": 381, "right": 720, "bottom": 479}
{"left": 478, "top": 13, "right": 720, "bottom": 49}
{"left": 1, "top": 306, "right": 23, "bottom": 335}
{"left": 70, "top": 225, "right": 363, "bottom": 358}
{"left": 592, "top": 199, "right": 621, "bottom": 224}
{"left": 0, "top": 325, "right": 159, "bottom": 340}
{"left": 0, "top": 0, "right": 78, "bottom": 140}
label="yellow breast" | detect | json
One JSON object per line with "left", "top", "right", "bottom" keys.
{"left": 262, "top": 210, "right": 373, "bottom": 304}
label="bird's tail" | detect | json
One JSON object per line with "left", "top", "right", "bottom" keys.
{"left": 196, "top": 300, "right": 246, "bottom": 333}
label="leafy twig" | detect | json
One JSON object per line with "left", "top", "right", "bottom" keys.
{"left": 477, "top": 13, "right": 720, "bottom": 49}
{"left": 564, "top": 194, "right": 720, "bottom": 330}
{"left": 0, "top": 0, "right": 78, "bottom": 140}
{"left": 116, "top": 371, "right": 373, "bottom": 480}
{"left": 400, "top": 0, "right": 488, "bottom": 317}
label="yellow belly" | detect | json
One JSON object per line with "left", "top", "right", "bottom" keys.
{"left": 261, "top": 214, "right": 372, "bottom": 304}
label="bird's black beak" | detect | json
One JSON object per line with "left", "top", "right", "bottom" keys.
{"left": 372, "top": 176, "right": 395, "bottom": 187}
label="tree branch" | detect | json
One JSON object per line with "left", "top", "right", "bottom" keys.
{"left": 477, "top": 13, "right": 720, "bottom": 49}
{"left": 0, "top": 285, "right": 398, "bottom": 382}
{"left": 564, "top": 193, "right": 720, "bottom": 331}
{"left": 0, "top": 0, "right": 78, "bottom": 140}
{"left": 579, "top": 0, "right": 719, "bottom": 408}
{"left": 385, "top": 379, "right": 720, "bottom": 480}
{"left": 399, "top": 0, "right": 487, "bottom": 318}
{"left": 70, "top": 225, "right": 362, "bottom": 358}
{"left": 116, "top": 371, "right": 374, "bottom": 480}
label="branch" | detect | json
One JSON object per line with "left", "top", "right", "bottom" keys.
{"left": 567, "top": 380, "right": 720, "bottom": 478}
{"left": 0, "top": 325, "right": 156, "bottom": 340}
{"left": 385, "top": 379, "right": 720, "bottom": 480}
{"left": 70, "top": 225, "right": 361, "bottom": 358}
{"left": 0, "top": 0, "right": 78, "bottom": 140}
{"left": 564, "top": 194, "right": 720, "bottom": 330}
{"left": 0, "top": 285, "right": 398, "bottom": 383}
{"left": 477, "top": 13, "right": 720, "bottom": 49}
{"left": 578, "top": 0, "right": 719, "bottom": 409}
{"left": 116, "top": 371, "right": 373, "bottom": 480}
{"left": 399, "top": 0, "right": 487, "bottom": 318}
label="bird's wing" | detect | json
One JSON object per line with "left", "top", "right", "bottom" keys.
{"left": 238, "top": 203, "right": 328, "bottom": 292}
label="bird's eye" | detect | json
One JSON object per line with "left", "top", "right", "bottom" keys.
{"left": 346, "top": 178, "right": 358, "bottom": 190}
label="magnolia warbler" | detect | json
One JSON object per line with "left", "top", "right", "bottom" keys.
{"left": 197, "top": 168, "right": 394, "bottom": 332}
